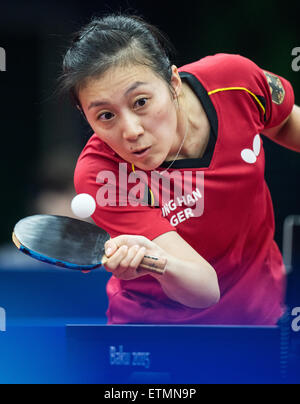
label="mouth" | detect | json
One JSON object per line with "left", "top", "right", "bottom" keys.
{"left": 132, "top": 146, "right": 151, "bottom": 158}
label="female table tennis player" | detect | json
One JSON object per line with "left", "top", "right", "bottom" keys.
{"left": 59, "top": 14, "right": 300, "bottom": 325}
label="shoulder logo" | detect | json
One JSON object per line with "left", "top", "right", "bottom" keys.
{"left": 241, "top": 134, "right": 261, "bottom": 164}
{"left": 263, "top": 71, "right": 285, "bottom": 105}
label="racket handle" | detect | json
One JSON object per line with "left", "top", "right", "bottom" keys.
{"left": 101, "top": 254, "right": 167, "bottom": 275}
{"left": 139, "top": 255, "right": 167, "bottom": 275}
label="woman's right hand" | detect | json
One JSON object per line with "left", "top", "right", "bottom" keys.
{"left": 103, "top": 234, "right": 165, "bottom": 280}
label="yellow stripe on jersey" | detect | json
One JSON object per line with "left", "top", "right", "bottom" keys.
{"left": 131, "top": 163, "right": 155, "bottom": 206}
{"left": 208, "top": 87, "right": 266, "bottom": 115}
{"left": 149, "top": 188, "right": 155, "bottom": 207}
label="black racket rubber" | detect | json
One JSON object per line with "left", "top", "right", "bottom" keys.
{"left": 13, "top": 215, "right": 110, "bottom": 270}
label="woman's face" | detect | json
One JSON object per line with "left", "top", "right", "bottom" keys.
{"left": 78, "top": 64, "right": 182, "bottom": 170}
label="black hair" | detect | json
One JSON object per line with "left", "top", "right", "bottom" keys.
{"left": 58, "top": 13, "right": 176, "bottom": 109}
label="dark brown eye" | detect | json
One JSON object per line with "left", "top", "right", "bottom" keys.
{"left": 134, "top": 98, "right": 148, "bottom": 108}
{"left": 98, "top": 111, "right": 114, "bottom": 121}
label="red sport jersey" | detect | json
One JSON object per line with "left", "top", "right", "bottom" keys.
{"left": 74, "top": 54, "right": 294, "bottom": 325}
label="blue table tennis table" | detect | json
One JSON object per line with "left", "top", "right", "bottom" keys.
{"left": 66, "top": 324, "right": 284, "bottom": 384}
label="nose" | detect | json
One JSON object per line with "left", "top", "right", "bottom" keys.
{"left": 121, "top": 113, "right": 144, "bottom": 141}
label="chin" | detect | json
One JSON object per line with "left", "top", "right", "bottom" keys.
{"left": 134, "top": 163, "right": 155, "bottom": 172}
{"left": 134, "top": 159, "right": 161, "bottom": 172}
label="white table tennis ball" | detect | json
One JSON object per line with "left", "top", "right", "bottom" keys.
{"left": 71, "top": 193, "right": 96, "bottom": 219}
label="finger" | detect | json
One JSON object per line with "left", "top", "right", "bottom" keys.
{"left": 114, "top": 247, "right": 147, "bottom": 280}
{"left": 104, "top": 239, "right": 117, "bottom": 257}
{"left": 112, "top": 245, "right": 141, "bottom": 278}
{"left": 105, "top": 235, "right": 150, "bottom": 257}
{"left": 105, "top": 236, "right": 132, "bottom": 257}
{"left": 119, "top": 245, "right": 140, "bottom": 269}
{"left": 103, "top": 245, "right": 128, "bottom": 271}
{"left": 129, "top": 246, "right": 146, "bottom": 270}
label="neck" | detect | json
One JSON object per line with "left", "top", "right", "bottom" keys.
{"left": 174, "top": 82, "right": 210, "bottom": 160}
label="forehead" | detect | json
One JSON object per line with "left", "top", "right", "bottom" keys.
{"left": 79, "top": 64, "right": 166, "bottom": 102}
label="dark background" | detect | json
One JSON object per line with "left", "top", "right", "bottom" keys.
{"left": 0, "top": 1, "right": 299, "bottom": 384}
{"left": 0, "top": 0, "right": 299, "bottom": 248}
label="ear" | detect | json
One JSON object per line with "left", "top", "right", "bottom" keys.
{"left": 170, "top": 65, "right": 182, "bottom": 99}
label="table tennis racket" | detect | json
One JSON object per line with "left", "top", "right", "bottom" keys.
{"left": 12, "top": 215, "right": 166, "bottom": 274}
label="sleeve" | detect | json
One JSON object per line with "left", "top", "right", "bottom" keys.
{"left": 230, "top": 54, "right": 294, "bottom": 129}
{"left": 198, "top": 54, "right": 295, "bottom": 130}
{"left": 258, "top": 67, "right": 295, "bottom": 130}
{"left": 74, "top": 151, "right": 175, "bottom": 240}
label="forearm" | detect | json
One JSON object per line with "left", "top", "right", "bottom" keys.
{"left": 264, "top": 105, "right": 300, "bottom": 152}
{"left": 151, "top": 253, "right": 220, "bottom": 309}
{"left": 103, "top": 233, "right": 220, "bottom": 309}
